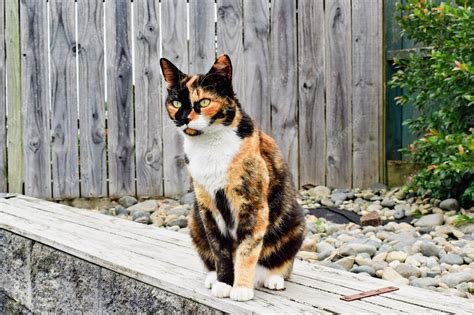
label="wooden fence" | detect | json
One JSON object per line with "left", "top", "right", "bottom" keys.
{"left": 0, "top": 0, "right": 383, "bottom": 199}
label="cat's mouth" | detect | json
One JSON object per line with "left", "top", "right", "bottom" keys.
{"left": 183, "top": 127, "right": 202, "bottom": 136}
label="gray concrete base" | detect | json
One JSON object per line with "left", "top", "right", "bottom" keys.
{"left": 0, "top": 230, "right": 221, "bottom": 314}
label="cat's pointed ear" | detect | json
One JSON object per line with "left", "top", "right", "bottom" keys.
{"left": 208, "top": 54, "right": 232, "bottom": 81}
{"left": 160, "top": 58, "right": 186, "bottom": 89}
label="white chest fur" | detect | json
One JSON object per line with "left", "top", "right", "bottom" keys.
{"left": 183, "top": 125, "right": 242, "bottom": 196}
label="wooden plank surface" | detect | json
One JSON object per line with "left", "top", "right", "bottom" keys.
{"left": 242, "top": 0, "right": 270, "bottom": 134}
{"left": 161, "top": 0, "right": 189, "bottom": 197}
{"left": 352, "top": 0, "right": 382, "bottom": 188}
{"left": 8, "top": 195, "right": 474, "bottom": 314}
{"left": 0, "top": 0, "right": 6, "bottom": 191}
{"left": 298, "top": 0, "right": 326, "bottom": 187}
{"left": 0, "top": 200, "right": 326, "bottom": 314}
{"left": 105, "top": 0, "right": 135, "bottom": 197}
{"left": 5, "top": 0, "right": 23, "bottom": 194}
{"left": 8, "top": 195, "right": 474, "bottom": 315}
{"left": 2, "top": 195, "right": 474, "bottom": 314}
{"left": 134, "top": 0, "right": 163, "bottom": 197}
{"left": 77, "top": 0, "right": 107, "bottom": 197}
{"left": 20, "top": 0, "right": 51, "bottom": 198}
{"left": 49, "top": 0, "right": 80, "bottom": 199}
{"left": 270, "top": 0, "right": 298, "bottom": 184}
{"left": 188, "top": 0, "right": 215, "bottom": 74}
{"left": 0, "top": 199, "right": 422, "bottom": 314}
{"left": 216, "top": 0, "right": 244, "bottom": 100}
{"left": 325, "top": 0, "right": 352, "bottom": 188}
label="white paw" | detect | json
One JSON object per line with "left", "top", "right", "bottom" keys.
{"left": 230, "top": 286, "right": 254, "bottom": 302}
{"left": 263, "top": 275, "right": 285, "bottom": 290}
{"left": 211, "top": 281, "right": 232, "bottom": 298}
{"left": 204, "top": 271, "right": 217, "bottom": 289}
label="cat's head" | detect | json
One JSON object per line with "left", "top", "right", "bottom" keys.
{"left": 160, "top": 55, "right": 238, "bottom": 136}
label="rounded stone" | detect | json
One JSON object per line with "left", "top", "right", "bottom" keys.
{"left": 414, "top": 213, "right": 444, "bottom": 228}
{"left": 439, "top": 199, "right": 460, "bottom": 211}
{"left": 386, "top": 251, "right": 408, "bottom": 263}
{"left": 118, "top": 195, "right": 138, "bottom": 208}
{"left": 166, "top": 218, "right": 188, "bottom": 228}
{"left": 179, "top": 192, "right": 195, "bottom": 205}
{"left": 381, "top": 199, "right": 396, "bottom": 208}
{"left": 350, "top": 265, "right": 376, "bottom": 276}
{"left": 440, "top": 253, "right": 464, "bottom": 265}
{"left": 115, "top": 206, "right": 129, "bottom": 215}
{"left": 395, "top": 263, "right": 422, "bottom": 278}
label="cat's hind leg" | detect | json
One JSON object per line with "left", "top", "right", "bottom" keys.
{"left": 259, "top": 260, "right": 294, "bottom": 291}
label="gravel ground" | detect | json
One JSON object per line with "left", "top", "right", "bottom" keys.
{"left": 61, "top": 184, "right": 474, "bottom": 299}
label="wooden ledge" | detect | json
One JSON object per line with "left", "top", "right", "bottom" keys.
{"left": 1, "top": 195, "right": 473, "bottom": 314}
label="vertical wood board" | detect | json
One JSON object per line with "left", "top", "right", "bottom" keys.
{"left": 0, "top": 0, "right": 6, "bottom": 191}
{"left": 134, "top": 0, "right": 163, "bottom": 196}
{"left": 77, "top": 0, "right": 107, "bottom": 197}
{"left": 325, "top": 0, "right": 352, "bottom": 188}
{"left": 298, "top": 0, "right": 326, "bottom": 187}
{"left": 352, "top": 0, "right": 383, "bottom": 187}
{"left": 161, "top": 0, "right": 189, "bottom": 196}
{"left": 49, "top": 0, "right": 80, "bottom": 198}
{"left": 216, "top": 0, "right": 244, "bottom": 101}
{"left": 5, "top": 0, "right": 23, "bottom": 194}
{"left": 189, "top": 0, "right": 215, "bottom": 74}
{"left": 242, "top": 0, "right": 270, "bottom": 134}
{"left": 105, "top": 0, "right": 135, "bottom": 197}
{"left": 270, "top": 0, "right": 298, "bottom": 184}
{"left": 20, "top": 0, "right": 51, "bottom": 198}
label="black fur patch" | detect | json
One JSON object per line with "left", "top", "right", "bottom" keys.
{"left": 259, "top": 234, "right": 303, "bottom": 269}
{"left": 195, "top": 72, "right": 234, "bottom": 98}
{"left": 215, "top": 189, "right": 234, "bottom": 229}
{"left": 236, "top": 111, "right": 254, "bottom": 138}
{"left": 165, "top": 84, "right": 193, "bottom": 127}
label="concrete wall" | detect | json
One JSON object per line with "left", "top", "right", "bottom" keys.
{"left": 0, "top": 229, "right": 221, "bottom": 314}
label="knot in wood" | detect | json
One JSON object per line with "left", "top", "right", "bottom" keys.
{"left": 71, "top": 43, "right": 81, "bottom": 54}
{"left": 28, "top": 137, "right": 41, "bottom": 153}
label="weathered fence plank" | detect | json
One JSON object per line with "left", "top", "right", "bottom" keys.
{"left": 5, "top": 0, "right": 23, "bottom": 194}
{"left": 49, "top": 0, "right": 80, "bottom": 199}
{"left": 161, "top": 0, "right": 189, "bottom": 196}
{"left": 216, "top": 0, "right": 244, "bottom": 101}
{"left": 298, "top": 0, "right": 326, "bottom": 187}
{"left": 325, "top": 0, "right": 352, "bottom": 188}
{"left": 0, "top": 0, "right": 6, "bottom": 192}
{"left": 105, "top": 0, "right": 135, "bottom": 197}
{"left": 352, "top": 0, "right": 383, "bottom": 187}
{"left": 270, "top": 0, "right": 298, "bottom": 183}
{"left": 1, "top": 1, "right": 387, "bottom": 197}
{"left": 189, "top": 0, "right": 215, "bottom": 74}
{"left": 20, "top": 0, "right": 51, "bottom": 198}
{"left": 242, "top": 0, "right": 270, "bottom": 134}
{"left": 134, "top": 0, "right": 163, "bottom": 197}
{"left": 77, "top": 0, "right": 107, "bottom": 197}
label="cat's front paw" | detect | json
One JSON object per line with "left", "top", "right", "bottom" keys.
{"left": 211, "top": 281, "right": 232, "bottom": 298}
{"left": 263, "top": 275, "right": 285, "bottom": 290}
{"left": 204, "top": 271, "right": 217, "bottom": 289}
{"left": 230, "top": 286, "right": 254, "bottom": 301}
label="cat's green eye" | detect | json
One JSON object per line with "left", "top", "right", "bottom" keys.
{"left": 172, "top": 100, "right": 182, "bottom": 108}
{"left": 199, "top": 99, "right": 211, "bottom": 107}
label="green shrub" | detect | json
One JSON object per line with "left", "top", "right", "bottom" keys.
{"left": 402, "top": 131, "right": 474, "bottom": 203}
{"left": 390, "top": 0, "right": 474, "bottom": 205}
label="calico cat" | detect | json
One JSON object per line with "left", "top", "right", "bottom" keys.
{"left": 160, "top": 55, "right": 305, "bottom": 302}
